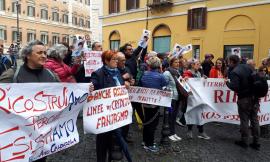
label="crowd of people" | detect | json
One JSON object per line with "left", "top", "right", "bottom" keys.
{"left": 0, "top": 36, "right": 270, "bottom": 162}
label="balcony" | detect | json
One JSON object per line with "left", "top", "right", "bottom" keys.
{"left": 147, "top": 0, "right": 173, "bottom": 8}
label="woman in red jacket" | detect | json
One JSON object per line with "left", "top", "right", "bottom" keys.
{"left": 44, "top": 44, "right": 80, "bottom": 82}
{"left": 209, "top": 58, "right": 227, "bottom": 78}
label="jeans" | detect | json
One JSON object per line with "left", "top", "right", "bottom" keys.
{"left": 169, "top": 99, "right": 180, "bottom": 135}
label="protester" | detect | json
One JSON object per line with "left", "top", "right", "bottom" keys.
{"left": 163, "top": 56, "right": 182, "bottom": 142}
{"left": 225, "top": 55, "right": 260, "bottom": 150}
{"left": 0, "top": 44, "right": 12, "bottom": 76}
{"left": 201, "top": 53, "right": 214, "bottom": 77}
{"left": 117, "top": 51, "right": 135, "bottom": 143}
{"left": 209, "top": 58, "right": 227, "bottom": 78}
{"left": 246, "top": 59, "right": 256, "bottom": 69}
{"left": 90, "top": 50, "right": 132, "bottom": 162}
{"left": 62, "top": 43, "right": 73, "bottom": 66}
{"left": 14, "top": 40, "right": 59, "bottom": 162}
{"left": 44, "top": 44, "right": 80, "bottom": 82}
{"left": 140, "top": 56, "right": 167, "bottom": 152}
{"left": 183, "top": 59, "right": 210, "bottom": 140}
{"left": 75, "top": 42, "right": 103, "bottom": 83}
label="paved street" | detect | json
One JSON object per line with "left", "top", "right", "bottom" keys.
{"left": 47, "top": 116, "right": 270, "bottom": 162}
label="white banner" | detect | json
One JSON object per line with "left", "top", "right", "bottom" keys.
{"left": 0, "top": 83, "right": 89, "bottom": 162}
{"left": 83, "top": 86, "right": 133, "bottom": 134}
{"left": 128, "top": 86, "right": 172, "bottom": 107}
{"left": 84, "top": 51, "right": 103, "bottom": 77}
{"left": 185, "top": 78, "right": 270, "bottom": 125}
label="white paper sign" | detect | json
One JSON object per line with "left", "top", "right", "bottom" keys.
{"left": 0, "top": 83, "right": 89, "bottom": 162}
{"left": 185, "top": 78, "right": 270, "bottom": 126}
{"left": 128, "top": 86, "right": 172, "bottom": 107}
{"left": 84, "top": 51, "right": 103, "bottom": 77}
{"left": 83, "top": 86, "right": 133, "bottom": 134}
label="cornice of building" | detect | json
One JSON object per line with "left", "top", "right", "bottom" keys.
{"left": 102, "top": 0, "right": 270, "bottom": 27}
{"left": 0, "top": 14, "right": 90, "bottom": 32}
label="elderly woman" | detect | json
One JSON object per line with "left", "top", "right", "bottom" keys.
{"left": 163, "top": 56, "right": 182, "bottom": 142}
{"left": 44, "top": 44, "right": 80, "bottom": 82}
{"left": 140, "top": 56, "right": 167, "bottom": 152}
{"left": 183, "top": 59, "right": 210, "bottom": 140}
{"left": 90, "top": 50, "right": 132, "bottom": 162}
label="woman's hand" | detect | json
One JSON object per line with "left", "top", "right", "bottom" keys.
{"left": 89, "top": 82, "right": 95, "bottom": 93}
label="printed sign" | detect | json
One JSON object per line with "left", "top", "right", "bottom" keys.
{"left": 84, "top": 51, "right": 103, "bottom": 77}
{"left": 0, "top": 83, "right": 89, "bottom": 162}
{"left": 83, "top": 86, "right": 133, "bottom": 134}
{"left": 128, "top": 86, "right": 172, "bottom": 107}
{"left": 185, "top": 78, "right": 270, "bottom": 126}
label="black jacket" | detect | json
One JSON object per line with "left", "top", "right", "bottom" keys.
{"left": 226, "top": 64, "right": 254, "bottom": 99}
{"left": 91, "top": 66, "right": 124, "bottom": 90}
{"left": 125, "top": 46, "right": 147, "bottom": 79}
{"left": 14, "top": 64, "right": 59, "bottom": 83}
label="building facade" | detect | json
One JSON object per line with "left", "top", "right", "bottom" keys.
{"left": 0, "top": 0, "right": 92, "bottom": 51}
{"left": 102, "top": 0, "right": 270, "bottom": 64}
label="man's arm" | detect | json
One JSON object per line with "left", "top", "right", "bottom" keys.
{"left": 226, "top": 72, "right": 240, "bottom": 92}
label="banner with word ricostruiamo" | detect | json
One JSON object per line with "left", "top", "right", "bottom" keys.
{"left": 185, "top": 78, "right": 270, "bottom": 125}
{"left": 0, "top": 83, "right": 89, "bottom": 162}
{"left": 83, "top": 86, "right": 133, "bottom": 134}
{"left": 128, "top": 86, "right": 172, "bottom": 107}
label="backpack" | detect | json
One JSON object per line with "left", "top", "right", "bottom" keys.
{"left": 251, "top": 71, "right": 269, "bottom": 98}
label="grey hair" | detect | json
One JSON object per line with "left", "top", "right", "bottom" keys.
{"left": 47, "top": 44, "right": 68, "bottom": 60}
{"left": 146, "top": 56, "right": 161, "bottom": 69}
{"left": 20, "top": 40, "right": 44, "bottom": 63}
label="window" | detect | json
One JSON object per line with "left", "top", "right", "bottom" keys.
{"left": 52, "top": 35, "right": 60, "bottom": 45}
{"left": 109, "top": 0, "right": 119, "bottom": 14}
{"left": 41, "top": 9, "right": 48, "bottom": 20}
{"left": 0, "top": 0, "right": 5, "bottom": 10}
{"left": 126, "top": 0, "right": 139, "bottom": 10}
{"left": 86, "top": 20, "right": 90, "bottom": 28}
{"left": 110, "top": 40, "right": 120, "bottom": 50}
{"left": 79, "top": 18, "right": 84, "bottom": 27}
{"left": 62, "top": 35, "right": 69, "bottom": 45}
{"left": 41, "top": 34, "right": 49, "bottom": 44}
{"left": 0, "top": 28, "right": 7, "bottom": 40}
{"left": 52, "top": 11, "right": 59, "bottom": 22}
{"left": 187, "top": 7, "right": 207, "bottom": 30}
{"left": 12, "top": 31, "right": 22, "bottom": 42}
{"left": 72, "top": 16, "right": 77, "bottom": 25}
{"left": 192, "top": 45, "right": 200, "bottom": 59}
{"left": 62, "top": 14, "right": 68, "bottom": 24}
{"left": 153, "top": 36, "right": 171, "bottom": 54}
{"left": 27, "top": 33, "right": 36, "bottom": 42}
{"left": 224, "top": 45, "right": 254, "bottom": 59}
{"left": 12, "top": 2, "right": 21, "bottom": 14}
{"left": 85, "top": 0, "right": 90, "bottom": 6}
{"left": 27, "top": 6, "right": 35, "bottom": 17}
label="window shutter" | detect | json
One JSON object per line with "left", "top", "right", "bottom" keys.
{"left": 136, "top": 0, "right": 139, "bottom": 9}
{"left": 4, "top": 30, "right": 7, "bottom": 40}
{"left": 126, "top": 0, "right": 131, "bottom": 10}
{"left": 201, "top": 7, "right": 207, "bottom": 29}
{"left": 33, "top": 7, "right": 35, "bottom": 17}
{"left": 187, "top": 9, "right": 192, "bottom": 30}
{"left": 117, "top": 0, "right": 120, "bottom": 12}
{"left": 20, "top": 32, "right": 22, "bottom": 41}
{"left": 3, "top": 0, "right": 5, "bottom": 10}
{"left": 34, "top": 33, "right": 36, "bottom": 40}
{"left": 109, "top": 0, "right": 112, "bottom": 14}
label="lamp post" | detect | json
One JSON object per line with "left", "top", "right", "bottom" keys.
{"left": 16, "top": 0, "right": 20, "bottom": 51}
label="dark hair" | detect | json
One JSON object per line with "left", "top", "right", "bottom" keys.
{"left": 78, "top": 42, "right": 84, "bottom": 46}
{"left": 20, "top": 40, "right": 44, "bottom": 63}
{"left": 228, "top": 55, "right": 240, "bottom": 65}
{"left": 215, "top": 58, "right": 227, "bottom": 77}
{"left": 91, "top": 42, "right": 99, "bottom": 50}
{"left": 101, "top": 50, "right": 117, "bottom": 64}
{"left": 119, "top": 43, "right": 132, "bottom": 53}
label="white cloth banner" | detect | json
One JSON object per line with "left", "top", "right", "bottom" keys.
{"left": 83, "top": 86, "right": 133, "bottom": 134}
{"left": 0, "top": 83, "right": 89, "bottom": 162}
{"left": 128, "top": 86, "right": 172, "bottom": 107}
{"left": 185, "top": 78, "right": 270, "bottom": 125}
{"left": 84, "top": 51, "right": 103, "bottom": 77}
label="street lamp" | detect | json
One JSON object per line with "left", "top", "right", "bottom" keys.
{"left": 16, "top": 0, "right": 20, "bottom": 51}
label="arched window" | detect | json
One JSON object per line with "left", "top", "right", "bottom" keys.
{"left": 152, "top": 24, "right": 171, "bottom": 54}
{"left": 109, "top": 30, "right": 120, "bottom": 50}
